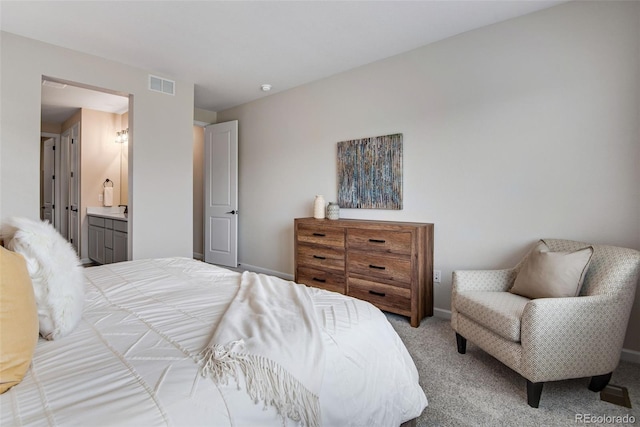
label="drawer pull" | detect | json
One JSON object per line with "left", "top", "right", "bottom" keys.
{"left": 368, "top": 238, "right": 386, "bottom": 243}
{"left": 369, "top": 264, "right": 386, "bottom": 270}
{"left": 312, "top": 277, "right": 326, "bottom": 283}
{"left": 313, "top": 255, "right": 326, "bottom": 260}
{"left": 313, "top": 233, "right": 326, "bottom": 237}
{"left": 369, "top": 290, "right": 386, "bottom": 297}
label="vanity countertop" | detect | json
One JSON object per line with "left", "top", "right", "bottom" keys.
{"left": 86, "top": 207, "right": 127, "bottom": 221}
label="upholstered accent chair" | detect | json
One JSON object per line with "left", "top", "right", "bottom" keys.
{"left": 451, "top": 239, "right": 640, "bottom": 408}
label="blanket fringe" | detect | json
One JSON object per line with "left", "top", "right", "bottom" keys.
{"left": 200, "top": 341, "right": 320, "bottom": 427}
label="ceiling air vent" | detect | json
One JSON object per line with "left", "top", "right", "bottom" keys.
{"left": 149, "top": 75, "right": 175, "bottom": 95}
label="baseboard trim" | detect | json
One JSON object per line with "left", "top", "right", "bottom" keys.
{"left": 237, "top": 263, "right": 294, "bottom": 281}
{"left": 620, "top": 348, "right": 640, "bottom": 364}
{"left": 193, "top": 252, "right": 204, "bottom": 261}
{"left": 434, "top": 307, "right": 452, "bottom": 320}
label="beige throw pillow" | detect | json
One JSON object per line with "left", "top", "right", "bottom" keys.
{"left": 510, "top": 240, "right": 594, "bottom": 299}
{"left": 0, "top": 246, "right": 39, "bottom": 393}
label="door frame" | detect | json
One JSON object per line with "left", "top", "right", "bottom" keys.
{"left": 41, "top": 77, "right": 133, "bottom": 263}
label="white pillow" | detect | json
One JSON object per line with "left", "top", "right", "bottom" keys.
{"left": 1, "top": 217, "right": 84, "bottom": 340}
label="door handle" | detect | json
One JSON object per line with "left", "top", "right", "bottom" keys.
{"left": 225, "top": 210, "right": 238, "bottom": 214}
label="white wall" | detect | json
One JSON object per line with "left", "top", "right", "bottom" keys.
{"left": 0, "top": 32, "right": 194, "bottom": 259}
{"left": 78, "top": 109, "right": 122, "bottom": 262}
{"left": 194, "top": 107, "right": 217, "bottom": 125}
{"left": 217, "top": 2, "right": 640, "bottom": 350}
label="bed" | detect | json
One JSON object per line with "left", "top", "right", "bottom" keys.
{"left": 1, "top": 257, "right": 427, "bottom": 426}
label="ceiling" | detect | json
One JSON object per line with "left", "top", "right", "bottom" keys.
{"left": 40, "top": 81, "right": 129, "bottom": 124}
{"left": 2, "top": 0, "right": 566, "bottom": 119}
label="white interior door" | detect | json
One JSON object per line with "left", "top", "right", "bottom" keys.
{"left": 204, "top": 120, "right": 238, "bottom": 267}
{"left": 42, "top": 138, "right": 55, "bottom": 224}
{"left": 59, "top": 129, "right": 70, "bottom": 239}
{"left": 69, "top": 123, "right": 80, "bottom": 254}
{"left": 58, "top": 124, "right": 80, "bottom": 254}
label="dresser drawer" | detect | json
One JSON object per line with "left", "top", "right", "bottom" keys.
{"left": 347, "top": 229, "right": 412, "bottom": 256}
{"left": 348, "top": 277, "right": 411, "bottom": 315}
{"left": 297, "top": 266, "right": 345, "bottom": 294}
{"left": 297, "top": 244, "right": 344, "bottom": 272}
{"left": 348, "top": 252, "right": 412, "bottom": 286}
{"left": 296, "top": 223, "right": 345, "bottom": 248}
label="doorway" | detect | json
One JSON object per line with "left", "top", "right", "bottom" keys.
{"left": 40, "top": 135, "right": 57, "bottom": 224}
{"left": 204, "top": 120, "right": 238, "bottom": 267}
{"left": 41, "top": 77, "right": 131, "bottom": 262}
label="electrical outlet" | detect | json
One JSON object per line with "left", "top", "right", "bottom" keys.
{"left": 434, "top": 270, "right": 441, "bottom": 283}
{"left": 98, "top": 194, "right": 103, "bottom": 202}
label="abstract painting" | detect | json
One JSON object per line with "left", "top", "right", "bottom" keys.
{"left": 337, "top": 133, "right": 403, "bottom": 209}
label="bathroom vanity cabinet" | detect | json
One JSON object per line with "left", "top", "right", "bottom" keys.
{"left": 88, "top": 215, "right": 128, "bottom": 264}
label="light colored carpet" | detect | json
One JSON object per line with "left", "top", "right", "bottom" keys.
{"left": 386, "top": 314, "right": 639, "bottom": 427}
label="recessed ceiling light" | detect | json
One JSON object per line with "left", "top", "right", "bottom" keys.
{"left": 260, "top": 84, "right": 272, "bottom": 92}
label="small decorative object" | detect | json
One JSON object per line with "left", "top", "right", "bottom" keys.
{"left": 327, "top": 202, "right": 340, "bottom": 220}
{"left": 313, "top": 195, "right": 325, "bottom": 219}
{"left": 337, "top": 133, "right": 403, "bottom": 210}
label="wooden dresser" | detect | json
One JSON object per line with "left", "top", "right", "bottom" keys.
{"left": 294, "top": 218, "right": 433, "bottom": 327}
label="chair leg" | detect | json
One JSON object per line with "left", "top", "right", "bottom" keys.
{"left": 455, "top": 333, "right": 466, "bottom": 354}
{"left": 526, "top": 380, "right": 544, "bottom": 408}
{"left": 588, "top": 372, "right": 612, "bottom": 392}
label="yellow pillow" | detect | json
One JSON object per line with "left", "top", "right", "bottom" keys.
{"left": 0, "top": 246, "right": 39, "bottom": 393}
{"left": 510, "top": 240, "right": 594, "bottom": 299}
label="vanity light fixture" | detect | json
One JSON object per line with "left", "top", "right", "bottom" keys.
{"left": 115, "top": 128, "right": 129, "bottom": 143}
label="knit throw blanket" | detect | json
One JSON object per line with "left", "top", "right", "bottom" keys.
{"left": 200, "top": 271, "right": 325, "bottom": 427}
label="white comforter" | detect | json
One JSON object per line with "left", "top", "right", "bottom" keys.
{"left": 1, "top": 258, "right": 427, "bottom": 426}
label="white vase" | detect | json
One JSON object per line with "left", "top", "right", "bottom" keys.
{"left": 313, "top": 195, "right": 325, "bottom": 219}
